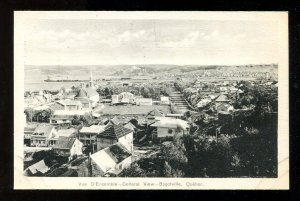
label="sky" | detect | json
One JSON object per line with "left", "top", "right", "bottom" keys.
{"left": 24, "top": 19, "right": 280, "bottom": 65}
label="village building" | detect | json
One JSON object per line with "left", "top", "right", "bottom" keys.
{"left": 24, "top": 125, "right": 37, "bottom": 146}
{"left": 160, "top": 96, "right": 170, "bottom": 105}
{"left": 50, "top": 110, "right": 90, "bottom": 125}
{"left": 30, "top": 124, "right": 57, "bottom": 147}
{"left": 52, "top": 137, "right": 83, "bottom": 160}
{"left": 216, "top": 103, "right": 234, "bottom": 113}
{"left": 96, "top": 124, "right": 133, "bottom": 153}
{"left": 215, "top": 94, "right": 230, "bottom": 104}
{"left": 197, "top": 98, "right": 212, "bottom": 108}
{"left": 74, "top": 89, "right": 93, "bottom": 108}
{"left": 24, "top": 159, "right": 50, "bottom": 176}
{"left": 106, "top": 116, "right": 120, "bottom": 126}
{"left": 150, "top": 117, "right": 190, "bottom": 139}
{"left": 135, "top": 98, "right": 153, "bottom": 106}
{"left": 90, "top": 143, "right": 132, "bottom": 177}
{"left": 56, "top": 100, "right": 83, "bottom": 110}
{"left": 79, "top": 125, "right": 106, "bottom": 146}
{"left": 146, "top": 109, "right": 164, "bottom": 125}
{"left": 119, "top": 92, "right": 134, "bottom": 104}
{"left": 49, "top": 128, "right": 77, "bottom": 146}
{"left": 123, "top": 122, "right": 136, "bottom": 132}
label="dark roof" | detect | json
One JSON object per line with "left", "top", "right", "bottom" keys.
{"left": 75, "top": 89, "right": 88, "bottom": 98}
{"left": 32, "top": 124, "right": 55, "bottom": 137}
{"left": 104, "top": 143, "right": 131, "bottom": 164}
{"left": 53, "top": 137, "right": 76, "bottom": 150}
{"left": 147, "top": 109, "right": 164, "bottom": 118}
{"left": 98, "top": 124, "right": 132, "bottom": 140}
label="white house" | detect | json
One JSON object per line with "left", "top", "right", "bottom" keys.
{"left": 135, "top": 98, "right": 153, "bottom": 106}
{"left": 96, "top": 124, "right": 133, "bottom": 153}
{"left": 150, "top": 117, "right": 190, "bottom": 139}
{"left": 50, "top": 110, "right": 90, "bottom": 125}
{"left": 90, "top": 143, "right": 132, "bottom": 176}
{"left": 160, "top": 96, "right": 170, "bottom": 105}
{"left": 52, "top": 137, "right": 83, "bottom": 160}
{"left": 30, "top": 124, "right": 57, "bottom": 147}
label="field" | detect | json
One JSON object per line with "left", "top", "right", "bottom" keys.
{"left": 101, "top": 104, "right": 171, "bottom": 115}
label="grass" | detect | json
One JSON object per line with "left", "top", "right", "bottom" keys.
{"left": 101, "top": 104, "right": 171, "bottom": 115}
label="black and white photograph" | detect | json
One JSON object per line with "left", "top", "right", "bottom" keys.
{"left": 14, "top": 11, "right": 289, "bottom": 189}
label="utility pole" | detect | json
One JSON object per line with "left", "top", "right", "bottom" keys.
{"left": 88, "top": 152, "right": 92, "bottom": 177}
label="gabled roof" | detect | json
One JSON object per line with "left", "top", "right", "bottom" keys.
{"left": 53, "top": 137, "right": 76, "bottom": 150}
{"left": 55, "top": 128, "right": 77, "bottom": 139}
{"left": 27, "top": 160, "right": 49, "bottom": 175}
{"left": 75, "top": 89, "right": 88, "bottom": 98}
{"left": 57, "top": 99, "right": 82, "bottom": 106}
{"left": 215, "top": 94, "right": 230, "bottom": 102}
{"left": 98, "top": 124, "right": 132, "bottom": 139}
{"left": 80, "top": 125, "right": 106, "bottom": 134}
{"left": 147, "top": 109, "right": 164, "bottom": 118}
{"left": 32, "top": 124, "right": 55, "bottom": 137}
{"left": 91, "top": 143, "right": 131, "bottom": 173}
{"left": 123, "top": 122, "right": 136, "bottom": 131}
{"left": 109, "top": 117, "right": 120, "bottom": 125}
{"left": 151, "top": 117, "right": 189, "bottom": 130}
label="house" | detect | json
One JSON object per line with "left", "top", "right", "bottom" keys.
{"left": 24, "top": 160, "right": 50, "bottom": 176}
{"left": 50, "top": 110, "right": 90, "bottom": 125}
{"left": 79, "top": 125, "right": 106, "bottom": 146}
{"left": 74, "top": 89, "right": 92, "bottom": 108}
{"left": 49, "top": 128, "right": 77, "bottom": 146}
{"left": 107, "top": 116, "right": 120, "bottom": 126}
{"left": 31, "top": 124, "right": 57, "bottom": 147}
{"left": 119, "top": 92, "right": 134, "bottom": 104}
{"left": 215, "top": 94, "right": 230, "bottom": 103}
{"left": 52, "top": 137, "right": 83, "bottom": 160}
{"left": 135, "top": 98, "right": 153, "bottom": 106}
{"left": 146, "top": 109, "right": 164, "bottom": 124}
{"left": 111, "top": 95, "right": 119, "bottom": 104}
{"left": 216, "top": 103, "right": 234, "bottom": 112}
{"left": 123, "top": 122, "right": 136, "bottom": 132}
{"left": 56, "top": 100, "right": 82, "bottom": 110}
{"left": 197, "top": 98, "right": 211, "bottom": 108}
{"left": 219, "top": 86, "right": 228, "bottom": 92}
{"left": 24, "top": 125, "right": 37, "bottom": 146}
{"left": 150, "top": 117, "right": 190, "bottom": 139}
{"left": 229, "top": 87, "right": 238, "bottom": 93}
{"left": 160, "top": 96, "right": 170, "bottom": 105}
{"left": 90, "top": 143, "right": 132, "bottom": 177}
{"left": 96, "top": 124, "right": 133, "bottom": 153}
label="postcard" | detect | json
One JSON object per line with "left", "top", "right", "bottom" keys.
{"left": 14, "top": 11, "right": 289, "bottom": 189}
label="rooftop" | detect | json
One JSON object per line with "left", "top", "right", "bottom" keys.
{"left": 54, "top": 128, "right": 77, "bottom": 139}
{"left": 53, "top": 137, "right": 76, "bottom": 150}
{"left": 80, "top": 125, "right": 106, "bottom": 134}
{"left": 32, "top": 124, "right": 55, "bottom": 137}
{"left": 151, "top": 117, "right": 190, "bottom": 130}
{"left": 98, "top": 124, "right": 133, "bottom": 140}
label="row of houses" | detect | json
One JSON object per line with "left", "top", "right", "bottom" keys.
{"left": 110, "top": 91, "right": 170, "bottom": 106}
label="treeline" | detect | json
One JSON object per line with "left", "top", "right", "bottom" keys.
{"left": 96, "top": 84, "right": 172, "bottom": 100}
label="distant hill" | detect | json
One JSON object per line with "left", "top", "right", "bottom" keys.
{"left": 25, "top": 63, "right": 278, "bottom": 78}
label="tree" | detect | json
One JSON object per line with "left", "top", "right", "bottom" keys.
{"left": 121, "top": 163, "right": 147, "bottom": 177}
{"left": 24, "top": 108, "right": 35, "bottom": 122}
